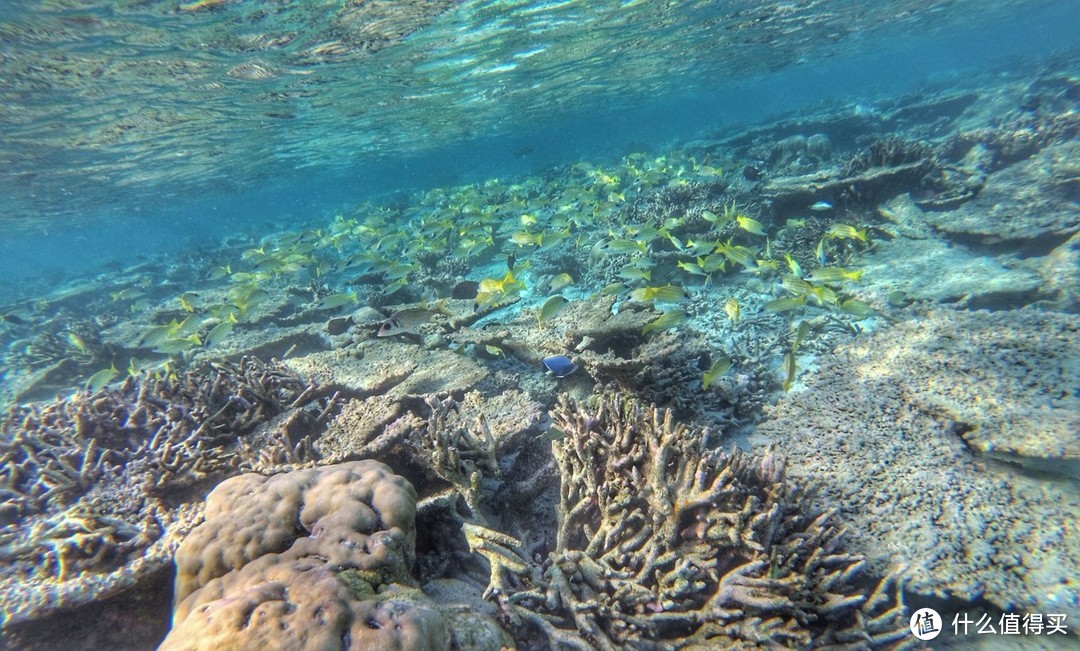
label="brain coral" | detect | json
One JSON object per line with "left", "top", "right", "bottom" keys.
{"left": 162, "top": 460, "right": 451, "bottom": 651}
{"left": 752, "top": 308, "right": 1079, "bottom": 621}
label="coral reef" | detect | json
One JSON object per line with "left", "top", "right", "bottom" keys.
{"left": 0, "top": 357, "right": 332, "bottom": 628}
{"left": 752, "top": 308, "right": 1080, "bottom": 621}
{"left": 162, "top": 460, "right": 509, "bottom": 651}
{"left": 499, "top": 393, "right": 907, "bottom": 650}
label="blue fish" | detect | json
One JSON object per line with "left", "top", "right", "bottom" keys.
{"left": 541, "top": 355, "right": 578, "bottom": 378}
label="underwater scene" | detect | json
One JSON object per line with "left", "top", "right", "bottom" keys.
{"left": 1, "top": 0, "right": 1078, "bottom": 649}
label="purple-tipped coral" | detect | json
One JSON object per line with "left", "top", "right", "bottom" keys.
{"left": 499, "top": 393, "right": 908, "bottom": 649}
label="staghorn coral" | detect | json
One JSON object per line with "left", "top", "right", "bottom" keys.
{"left": 0, "top": 357, "right": 331, "bottom": 629}
{"left": 499, "top": 393, "right": 907, "bottom": 650}
{"left": 162, "top": 460, "right": 508, "bottom": 651}
{"left": 407, "top": 395, "right": 501, "bottom": 523}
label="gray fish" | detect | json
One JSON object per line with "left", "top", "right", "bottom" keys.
{"left": 377, "top": 301, "right": 452, "bottom": 337}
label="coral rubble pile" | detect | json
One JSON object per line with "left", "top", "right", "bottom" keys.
{"left": 754, "top": 307, "right": 1080, "bottom": 622}
{"left": 500, "top": 393, "right": 907, "bottom": 649}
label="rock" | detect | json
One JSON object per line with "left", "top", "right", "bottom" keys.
{"left": 924, "top": 140, "right": 1080, "bottom": 246}
{"left": 858, "top": 232, "right": 1045, "bottom": 308}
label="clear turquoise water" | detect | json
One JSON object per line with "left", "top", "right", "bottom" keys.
{"left": 0, "top": 0, "right": 1077, "bottom": 298}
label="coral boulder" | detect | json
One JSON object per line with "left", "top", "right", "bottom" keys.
{"left": 161, "top": 460, "right": 451, "bottom": 651}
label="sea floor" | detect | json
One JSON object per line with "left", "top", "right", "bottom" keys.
{"left": 0, "top": 62, "right": 1077, "bottom": 650}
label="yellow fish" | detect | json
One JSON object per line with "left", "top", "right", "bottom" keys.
{"left": 807, "top": 267, "right": 864, "bottom": 283}
{"left": 724, "top": 298, "right": 740, "bottom": 324}
{"left": 736, "top": 215, "right": 768, "bottom": 236}
{"left": 825, "top": 223, "right": 868, "bottom": 243}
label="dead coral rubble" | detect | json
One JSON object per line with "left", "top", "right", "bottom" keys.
{"left": 499, "top": 393, "right": 907, "bottom": 650}
{"left": 753, "top": 308, "right": 1080, "bottom": 623}
{"left": 0, "top": 357, "right": 331, "bottom": 628}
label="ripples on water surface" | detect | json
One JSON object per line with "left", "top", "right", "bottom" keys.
{"left": 0, "top": 0, "right": 1071, "bottom": 228}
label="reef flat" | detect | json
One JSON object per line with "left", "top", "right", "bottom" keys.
{"left": 0, "top": 62, "right": 1077, "bottom": 649}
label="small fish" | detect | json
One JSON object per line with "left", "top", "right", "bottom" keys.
{"left": 700, "top": 209, "right": 732, "bottom": 227}
{"left": 664, "top": 231, "right": 685, "bottom": 251}
{"left": 782, "top": 352, "right": 797, "bottom": 391}
{"left": 510, "top": 231, "right": 542, "bottom": 247}
{"left": 178, "top": 292, "right": 198, "bottom": 313}
{"left": 154, "top": 333, "right": 202, "bottom": 354}
{"left": 724, "top": 298, "right": 740, "bottom": 324}
{"left": 541, "top": 426, "right": 567, "bottom": 442}
{"left": 110, "top": 288, "right": 146, "bottom": 302}
{"left": 537, "top": 296, "right": 569, "bottom": 324}
{"left": 719, "top": 244, "right": 757, "bottom": 269}
{"left": 745, "top": 258, "right": 779, "bottom": 275}
{"left": 127, "top": 357, "right": 146, "bottom": 377}
{"left": 547, "top": 273, "right": 574, "bottom": 292}
{"left": 785, "top": 218, "right": 807, "bottom": 229}
{"left": 815, "top": 238, "right": 828, "bottom": 266}
{"left": 630, "top": 285, "right": 687, "bottom": 303}
{"left": 130, "top": 298, "right": 152, "bottom": 313}
{"left": 702, "top": 354, "right": 732, "bottom": 390}
{"left": 599, "top": 283, "right": 626, "bottom": 296}
{"left": 838, "top": 299, "right": 876, "bottom": 319}
{"left": 700, "top": 254, "right": 727, "bottom": 274}
{"left": 382, "top": 278, "right": 408, "bottom": 296}
{"left": 618, "top": 264, "right": 652, "bottom": 282}
{"left": 139, "top": 324, "right": 174, "bottom": 348}
{"left": 736, "top": 215, "right": 768, "bottom": 236}
{"left": 377, "top": 301, "right": 452, "bottom": 337}
{"left": 783, "top": 253, "right": 802, "bottom": 278}
{"left": 762, "top": 295, "right": 807, "bottom": 313}
{"left": 317, "top": 292, "right": 358, "bottom": 310}
{"left": 791, "top": 320, "right": 810, "bottom": 354}
{"left": 484, "top": 344, "right": 504, "bottom": 357}
{"left": 208, "top": 264, "right": 232, "bottom": 281}
{"left": 85, "top": 365, "right": 120, "bottom": 393}
{"left": 808, "top": 285, "right": 838, "bottom": 306}
{"left": 642, "top": 309, "right": 688, "bottom": 335}
{"left": 825, "top": 223, "right": 868, "bottom": 242}
{"left": 605, "top": 239, "right": 648, "bottom": 255}
{"left": 66, "top": 332, "right": 89, "bottom": 353}
{"left": 887, "top": 290, "right": 909, "bottom": 307}
{"left": 807, "top": 267, "right": 864, "bottom": 283}
{"left": 781, "top": 275, "right": 814, "bottom": 297}
{"left": 810, "top": 201, "right": 833, "bottom": 212}
{"left": 205, "top": 320, "right": 234, "bottom": 348}
{"left": 677, "top": 259, "right": 708, "bottom": 276}
{"left": 541, "top": 355, "right": 578, "bottom": 378}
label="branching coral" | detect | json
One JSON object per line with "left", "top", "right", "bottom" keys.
{"left": 0, "top": 356, "right": 332, "bottom": 628}
{"left": 408, "top": 395, "right": 501, "bottom": 523}
{"left": 499, "top": 393, "right": 908, "bottom": 650}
